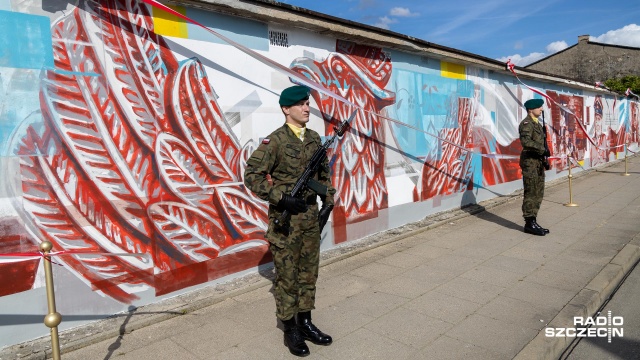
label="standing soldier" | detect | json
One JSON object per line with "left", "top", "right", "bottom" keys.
{"left": 244, "top": 85, "right": 336, "bottom": 357}
{"left": 519, "top": 98, "right": 550, "bottom": 236}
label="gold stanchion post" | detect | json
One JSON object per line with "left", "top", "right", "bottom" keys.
{"left": 622, "top": 143, "right": 630, "bottom": 176}
{"left": 564, "top": 157, "right": 579, "bottom": 207}
{"left": 40, "top": 241, "right": 62, "bottom": 360}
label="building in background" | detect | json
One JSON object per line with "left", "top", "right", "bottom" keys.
{"left": 526, "top": 35, "right": 640, "bottom": 84}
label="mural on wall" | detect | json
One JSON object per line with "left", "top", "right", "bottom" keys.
{"left": 2, "top": 0, "right": 271, "bottom": 302}
{"left": 290, "top": 40, "right": 395, "bottom": 243}
{"left": 0, "top": 0, "right": 639, "bottom": 313}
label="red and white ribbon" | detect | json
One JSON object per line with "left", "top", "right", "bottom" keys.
{"left": 506, "top": 60, "right": 597, "bottom": 145}
{"left": 0, "top": 250, "right": 148, "bottom": 264}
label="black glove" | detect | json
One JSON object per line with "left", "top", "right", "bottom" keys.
{"left": 318, "top": 204, "right": 334, "bottom": 231}
{"left": 278, "top": 194, "right": 307, "bottom": 214}
{"left": 543, "top": 149, "right": 551, "bottom": 157}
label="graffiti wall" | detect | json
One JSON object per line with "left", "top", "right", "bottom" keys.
{"left": 0, "top": 1, "right": 638, "bottom": 347}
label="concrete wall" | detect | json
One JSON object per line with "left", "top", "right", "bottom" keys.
{"left": 526, "top": 35, "right": 640, "bottom": 84}
{"left": 1, "top": 0, "right": 639, "bottom": 347}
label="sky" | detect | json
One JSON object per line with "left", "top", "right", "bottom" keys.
{"left": 277, "top": 0, "right": 640, "bottom": 67}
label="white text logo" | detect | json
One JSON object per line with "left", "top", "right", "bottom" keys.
{"left": 545, "top": 311, "right": 623, "bottom": 343}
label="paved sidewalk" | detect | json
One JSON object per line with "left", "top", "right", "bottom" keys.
{"left": 3, "top": 156, "right": 640, "bottom": 360}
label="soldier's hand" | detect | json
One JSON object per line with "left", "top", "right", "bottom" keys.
{"left": 279, "top": 194, "right": 307, "bottom": 214}
{"left": 318, "top": 204, "right": 334, "bottom": 231}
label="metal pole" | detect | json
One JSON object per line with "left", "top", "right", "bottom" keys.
{"left": 564, "top": 157, "right": 579, "bottom": 207}
{"left": 40, "top": 241, "right": 62, "bottom": 360}
{"left": 622, "top": 143, "right": 630, "bottom": 176}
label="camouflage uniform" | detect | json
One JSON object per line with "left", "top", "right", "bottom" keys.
{"left": 244, "top": 124, "right": 335, "bottom": 321}
{"left": 519, "top": 115, "right": 546, "bottom": 218}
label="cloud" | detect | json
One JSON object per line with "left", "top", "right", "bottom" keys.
{"left": 497, "top": 52, "right": 546, "bottom": 67}
{"left": 499, "top": 23, "right": 640, "bottom": 67}
{"left": 498, "top": 39, "right": 568, "bottom": 66}
{"left": 374, "top": 16, "right": 397, "bottom": 30}
{"left": 372, "top": 7, "right": 419, "bottom": 29}
{"left": 545, "top": 41, "right": 569, "bottom": 53}
{"left": 591, "top": 24, "right": 640, "bottom": 47}
{"left": 389, "top": 7, "right": 419, "bottom": 17}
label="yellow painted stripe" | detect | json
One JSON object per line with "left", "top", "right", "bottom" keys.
{"left": 152, "top": 5, "right": 188, "bottom": 38}
{"left": 441, "top": 61, "right": 466, "bottom": 80}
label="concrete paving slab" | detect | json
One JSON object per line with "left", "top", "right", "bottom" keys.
{"left": 332, "top": 289, "right": 407, "bottom": 318}
{"left": 446, "top": 314, "right": 538, "bottom": 358}
{"left": 118, "top": 338, "right": 200, "bottom": 360}
{"left": 417, "top": 335, "right": 511, "bottom": 360}
{"left": 482, "top": 255, "right": 542, "bottom": 275}
{"left": 501, "top": 281, "right": 576, "bottom": 310}
{"left": 476, "top": 295, "right": 557, "bottom": 331}
{"left": 315, "top": 328, "right": 414, "bottom": 360}
{"left": 403, "top": 290, "right": 483, "bottom": 324}
{"left": 460, "top": 264, "right": 526, "bottom": 288}
{"left": 434, "top": 277, "right": 506, "bottom": 305}
{"left": 372, "top": 272, "right": 442, "bottom": 299}
{"left": 363, "top": 307, "right": 452, "bottom": 349}
{"left": 523, "top": 269, "right": 591, "bottom": 293}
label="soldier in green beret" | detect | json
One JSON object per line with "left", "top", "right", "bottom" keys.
{"left": 244, "top": 85, "right": 336, "bottom": 356}
{"left": 519, "top": 98, "right": 550, "bottom": 236}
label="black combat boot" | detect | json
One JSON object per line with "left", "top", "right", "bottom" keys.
{"left": 282, "top": 318, "right": 310, "bottom": 357}
{"left": 296, "top": 311, "right": 333, "bottom": 345}
{"left": 524, "top": 217, "right": 545, "bottom": 236}
{"left": 533, "top": 218, "right": 550, "bottom": 234}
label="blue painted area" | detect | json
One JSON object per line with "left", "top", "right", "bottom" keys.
{"left": 618, "top": 99, "right": 629, "bottom": 130}
{"left": 0, "top": 68, "right": 41, "bottom": 155}
{"left": 388, "top": 68, "right": 474, "bottom": 158}
{"left": 386, "top": 49, "right": 438, "bottom": 75}
{"left": 186, "top": 8, "right": 268, "bottom": 51}
{"left": 471, "top": 152, "right": 483, "bottom": 189}
{"left": 0, "top": 11, "right": 53, "bottom": 70}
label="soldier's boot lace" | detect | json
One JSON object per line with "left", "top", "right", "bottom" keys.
{"left": 282, "top": 318, "right": 310, "bottom": 357}
{"left": 296, "top": 311, "right": 333, "bottom": 345}
{"left": 524, "top": 217, "right": 545, "bottom": 236}
{"left": 533, "top": 217, "right": 550, "bottom": 234}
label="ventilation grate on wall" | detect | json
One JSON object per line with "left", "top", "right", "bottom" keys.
{"left": 269, "top": 31, "right": 289, "bottom": 47}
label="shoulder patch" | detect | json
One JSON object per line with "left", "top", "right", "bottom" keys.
{"left": 523, "top": 121, "right": 529, "bottom": 124}
{"left": 262, "top": 138, "right": 270, "bottom": 144}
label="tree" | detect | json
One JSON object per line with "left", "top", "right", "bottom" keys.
{"left": 604, "top": 75, "right": 640, "bottom": 96}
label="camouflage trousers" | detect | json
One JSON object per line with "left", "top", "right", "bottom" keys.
{"left": 267, "top": 210, "right": 321, "bottom": 321}
{"left": 520, "top": 157, "right": 545, "bottom": 218}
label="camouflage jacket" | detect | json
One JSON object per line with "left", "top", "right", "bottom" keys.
{"left": 519, "top": 115, "right": 546, "bottom": 156}
{"left": 244, "top": 124, "right": 336, "bottom": 215}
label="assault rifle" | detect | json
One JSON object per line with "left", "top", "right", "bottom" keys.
{"left": 541, "top": 111, "right": 551, "bottom": 170}
{"left": 273, "top": 110, "right": 356, "bottom": 231}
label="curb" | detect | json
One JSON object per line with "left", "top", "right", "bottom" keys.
{"left": 1, "top": 155, "right": 636, "bottom": 359}
{"left": 513, "top": 244, "right": 640, "bottom": 360}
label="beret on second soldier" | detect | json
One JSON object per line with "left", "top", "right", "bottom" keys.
{"left": 279, "top": 85, "right": 311, "bottom": 106}
{"left": 524, "top": 98, "right": 544, "bottom": 109}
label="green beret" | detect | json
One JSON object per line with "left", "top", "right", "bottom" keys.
{"left": 279, "top": 85, "right": 311, "bottom": 106}
{"left": 524, "top": 98, "right": 544, "bottom": 109}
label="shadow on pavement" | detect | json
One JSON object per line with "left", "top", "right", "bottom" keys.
{"left": 0, "top": 309, "right": 185, "bottom": 326}
{"left": 104, "top": 306, "right": 136, "bottom": 360}
{"left": 461, "top": 189, "right": 523, "bottom": 232}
